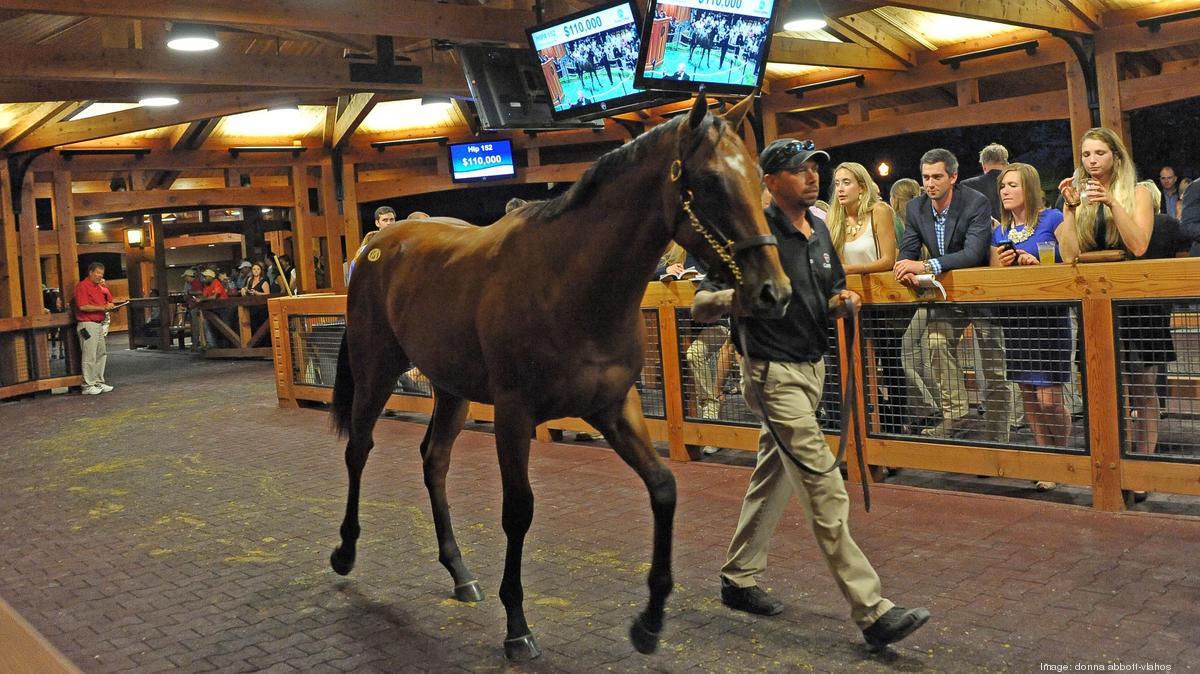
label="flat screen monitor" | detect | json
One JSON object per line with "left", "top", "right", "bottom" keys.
{"left": 526, "top": 0, "right": 677, "bottom": 120}
{"left": 634, "top": 0, "right": 778, "bottom": 95}
{"left": 448, "top": 139, "right": 516, "bottom": 184}
{"left": 456, "top": 45, "right": 605, "bottom": 131}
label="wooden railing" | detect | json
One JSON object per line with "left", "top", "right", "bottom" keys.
{"left": 268, "top": 258, "right": 1200, "bottom": 512}
{"left": 0, "top": 313, "right": 81, "bottom": 399}
{"left": 127, "top": 294, "right": 273, "bottom": 358}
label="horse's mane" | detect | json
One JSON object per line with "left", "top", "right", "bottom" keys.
{"left": 519, "top": 116, "right": 688, "bottom": 222}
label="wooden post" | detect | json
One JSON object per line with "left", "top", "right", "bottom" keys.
{"left": 17, "top": 172, "right": 41, "bottom": 318}
{"left": 1064, "top": 60, "right": 1093, "bottom": 164}
{"left": 151, "top": 213, "right": 172, "bottom": 350}
{"left": 1094, "top": 48, "right": 1129, "bottom": 149}
{"left": 290, "top": 164, "right": 317, "bottom": 293}
{"left": 0, "top": 164, "right": 22, "bottom": 319}
{"left": 51, "top": 171, "right": 79, "bottom": 294}
{"left": 657, "top": 304, "right": 689, "bottom": 461}
{"left": 319, "top": 158, "right": 346, "bottom": 293}
{"left": 341, "top": 161, "right": 362, "bottom": 263}
{"left": 1082, "top": 296, "right": 1124, "bottom": 511}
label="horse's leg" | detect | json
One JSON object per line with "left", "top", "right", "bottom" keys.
{"left": 492, "top": 402, "right": 541, "bottom": 661}
{"left": 585, "top": 386, "right": 676, "bottom": 655}
{"left": 420, "top": 387, "right": 484, "bottom": 602}
{"left": 330, "top": 339, "right": 405, "bottom": 575}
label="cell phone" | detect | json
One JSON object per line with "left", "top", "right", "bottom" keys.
{"left": 999, "top": 241, "right": 1016, "bottom": 253}
{"left": 80, "top": 327, "right": 91, "bottom": 340}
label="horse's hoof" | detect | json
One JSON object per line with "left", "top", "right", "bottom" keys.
{"left": 629, "top": 615, "right": 661, "bottom": 654}
{"left": 329, "top": 546, "right": 355, "bottom": 576}
{"left": 453, "top": 580, "right": 484, "bottom": 603}
{"left": 503, "top": 634, "right": 542, "bottom": 662}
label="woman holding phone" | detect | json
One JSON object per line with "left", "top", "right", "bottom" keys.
{"left": 990, "top": 163, "right": 1070, "bottom": 489}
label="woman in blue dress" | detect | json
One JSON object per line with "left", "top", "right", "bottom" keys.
{"left": 990, "top": 163, "right": 1072, "bottom": 475}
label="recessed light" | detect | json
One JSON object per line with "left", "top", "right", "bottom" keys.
{"left": 139, "top": 96, "right": 179, "bottom": 107}
{"left": 167, "top": 23, "right": 219, "bottom": 52}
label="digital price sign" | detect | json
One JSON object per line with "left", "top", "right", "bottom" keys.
{"left": 448, "top": 139, "right": 516, "bottom": 183}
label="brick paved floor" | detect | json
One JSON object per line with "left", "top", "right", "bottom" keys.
{"left": 1, "top": 344, "right": 1198, "bottom": 673}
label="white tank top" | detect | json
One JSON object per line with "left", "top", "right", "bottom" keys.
{"left": 841, "top": 218, "right": 878, "bottom": 267}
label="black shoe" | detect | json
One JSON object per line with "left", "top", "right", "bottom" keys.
{"left": 862, "top": 606, "right": 930, "bottom": 650}
{"left": 720, "top": 577, "right": 783, "bottom": 616}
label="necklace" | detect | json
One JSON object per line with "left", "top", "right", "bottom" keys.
{"left": 846, "top": 219, "right": 864, "bottom": 238}
{"left": 1008, "top": 223, "right": 1033, "bottom": 243}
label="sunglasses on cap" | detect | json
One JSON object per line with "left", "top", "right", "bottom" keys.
{"left": 763, "top": 139, "right": 817, "bottom": 174}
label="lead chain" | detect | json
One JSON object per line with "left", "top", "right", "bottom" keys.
{"left": 680, "top": 189, "right": 743, "bottom": 284}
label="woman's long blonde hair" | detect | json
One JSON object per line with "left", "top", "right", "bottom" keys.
{"left": 998, "top": 163, "right": 1046, "bottom": 235}
{"left": 826, "top": 162, "right": 881, "bottom": 252}
{"left": 889, "top": 178, "right": 920, "bottom": 222}
{"left": 1074, "top": 127, "right": 1137, "bottom": 252}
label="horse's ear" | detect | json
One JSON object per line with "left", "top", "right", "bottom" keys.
{"left": 722, "top": 94, "right": 755, "bottom": 132}
{"left": 687, "top": 91, "right": 708, "bottom": 130}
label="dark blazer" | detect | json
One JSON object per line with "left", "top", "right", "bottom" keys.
{"left": 959, "top": 168, "right": 1002, "bottom": 221}
{"left": 899, "top": 184, "right": 993, "bottom": 272}
{"left": 1180, "top": 182, "right": 1200, "bottom": 257}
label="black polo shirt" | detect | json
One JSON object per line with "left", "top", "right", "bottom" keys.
{"left": 699, "top": 204, "right": 846, "bottom": 363}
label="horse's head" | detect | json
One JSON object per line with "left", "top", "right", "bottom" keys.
{"left": 668, "top": 93, "right": 791, "bottom": 319}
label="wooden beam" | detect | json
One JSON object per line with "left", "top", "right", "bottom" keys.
{"left": 1096, "top": 15, "right": 1200, "bottom": 55}
{"left": 17, "top": 171, "right": 41, "bottom": 318}
{"left": 1102, "top": 0, "right": 1200, "bottom": 27}
{"left": 0, "top": 0, "right": 534, "bottom": 44}
{"left": 72, "top": 186, "right": 293, "bottom": 218}
{"left": 0, "top": 44, "right": 469, "bottom": 96}
{"left": 808, "top": 90, "right": 1068, "bottom": 148}
{"left": 355, "top": 162, "right": 593, "bottom": 202}
{"left": 768, "top": 36, "right": 907, "bottom": 71}
{"left": 875, "top": 0, "right": 1093, "bottom": 34}
{"left": 319, "top": 159, "right": 346, "bottom": 292}
{"left": 1094, "top": 48, "right": 1127, "bottom": 148}
{"left": 0, "top": 102, "right": 85, "bottom": 150}
{"left": 827, "top": 13, "right": 917, "bottom": 68}
{"left": 12, "top": 92, "right": 309, "bottom": 152}
{"left": 329, "top": 93, "right": 381, "bottom": 150}
{"left": 0, "top": 81, "right": 287, "bottom": 104}
{"left": 1064, "top": 59, "right": 1092, "bottom": 161}
{"left": 768, "top": 38, "right": 1072, "bottom": 114}
{"left": 33, "top": 147, "right": 332, "bottom": 172}
{"left": 0, "top": 163, "right": 23, "bottom": 318}
{"left": 1118, "top": 63, "right": 1200, "bottom": 112}
{"left": 1056, "top": 0, "right": 1103, "bottom": 31}
{"left": 955, "top": 78, "right": 979, "bottom": 106}
{"left": 340, "top": 160, "right": 362, "bottom": 264}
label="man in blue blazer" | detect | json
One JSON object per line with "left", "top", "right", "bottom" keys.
{"left": 893, "top": 148, "right": 1011, "bottom": 442}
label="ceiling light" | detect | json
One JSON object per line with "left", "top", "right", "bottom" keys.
{"left": 877, "top": 162, "right": 890, "bottom": 177}
{"left": 88, "top": 221, "right": 102, "bottom": 232}
{"left": 782, "top": 0, "right": 827, "bottom": 32}
{"left": 261, "top": 208, "right": 272, "bottom": 213}
{"left": 420, "top": 96, "right": 453, "bottom": 110}
{"left": 167, "top": 23, "right": 219, "bottom": 52}
{"left": 139, "top": 96, "right": 179, "bottom": 107}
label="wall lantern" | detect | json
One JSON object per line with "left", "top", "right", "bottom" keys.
{"left": 125, "top": 227, "right": 145, "bottom": 248}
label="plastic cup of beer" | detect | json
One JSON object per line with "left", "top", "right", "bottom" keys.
{"left": 1037, "top": 241, "right": 1056, "bottom": 265}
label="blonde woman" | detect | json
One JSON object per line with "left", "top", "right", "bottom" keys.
{"left": 826, "top": 162, "right": 897, "bottom": 274}
{"left": 1058, "top": 128, "right": 1174, "bottom": 483}
{"left": 827, "top": 163, "right": 903, "bottom": 432}
{"left": 991, "top": 163, "right": 1070, "bottom": 487}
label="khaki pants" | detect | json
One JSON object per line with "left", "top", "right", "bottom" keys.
{"left": 927, "top": 312, "right": 1012, "bottom": 442}
{"left": 721, "top": 358, "right": 893, "bottom": 629}
{"left": 686, "top": 325, "right": 729, "bottom": 419}
{"left": 77, "top": 321, "right": 107, "bottom": 387}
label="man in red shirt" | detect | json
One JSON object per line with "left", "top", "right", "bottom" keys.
{"left": 74, "top": 262, "right": 115, "bottom": 394}
{"left": 198, "top": 268, "right": 229, "bottom": 348}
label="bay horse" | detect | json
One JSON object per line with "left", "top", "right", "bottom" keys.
{"left": 329, "top": 93, "right": 791, "bottom": 661}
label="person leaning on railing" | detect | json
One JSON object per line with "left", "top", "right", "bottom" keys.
{"left": 990, "top": 162, "right": 1071, "bottom": 491}
{"left": 1056, "top": 127, "right": 1175, "bottom": 498}
{"left": 827, "top": 162, "right": 904, "bottom": 432}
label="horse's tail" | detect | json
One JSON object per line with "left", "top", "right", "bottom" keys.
{"left": 331, "top": 332, "right": 354, "bottom": 438}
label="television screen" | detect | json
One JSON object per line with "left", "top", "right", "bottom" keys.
{"left": 449, "top": 139, "right": 516, "bottom": 183}
{"left": 456, "top": 45, "right": 605, "bottom": 131}
{"left": 526, "top": 0, "right": 677, "bottom": 120}
{"left": 634, "top": 0, "right": 778, "bottom": 95}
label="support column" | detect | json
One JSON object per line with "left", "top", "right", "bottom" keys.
{"left": 341, "top": 161, "right": 362, "bottom": 264}
{"left": 1094, "top": 48, "right": 1129, "bottom": 149}
{"left": 319, "top": 158, "right": 346, "bottom": 293}
{"left": 52, "top": 170, "right": 79, "bottom": 294}
{"left": 289, "top": 164, "right": 317, "bottom": 293}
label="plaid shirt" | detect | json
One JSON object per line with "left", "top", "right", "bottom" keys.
{"left": 929, "top": 201, "right": 952, "bottom": 274}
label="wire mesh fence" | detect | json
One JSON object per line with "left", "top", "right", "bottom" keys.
{"left": 860, "top": 302, "right": 1086, "bottom": 452}
{"left": 1116, "top": 300, "right": 1199, "bottom": 461}
{"left": 639, "top": 309, "right": 667, "bottom": 420}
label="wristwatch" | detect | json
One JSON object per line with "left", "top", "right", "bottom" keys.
{"left": 923, "top": 260, "right": 934, "bottom": 274}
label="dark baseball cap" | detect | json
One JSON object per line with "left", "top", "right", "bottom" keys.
{"left": 760, "top": 139, "right": 830, "bottom": 174}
